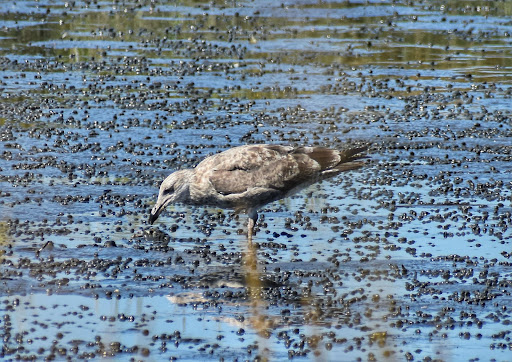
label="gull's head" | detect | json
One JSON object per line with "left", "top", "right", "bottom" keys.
{"left": 148, "top": 170, "right": 192, "bottom": 225}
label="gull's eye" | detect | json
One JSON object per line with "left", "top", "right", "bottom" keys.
{"left": 163, "top": 186, "right": 174, "bottom": 195}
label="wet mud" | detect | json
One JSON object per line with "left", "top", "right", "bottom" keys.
{"left": 2, "top": 1, "right": 512, "bottom": 360}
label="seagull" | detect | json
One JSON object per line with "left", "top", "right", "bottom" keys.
{"left": 148, "top": 144, "right": 367, "bottom": 241}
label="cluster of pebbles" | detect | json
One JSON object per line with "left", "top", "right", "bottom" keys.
{"left": 1, "top": 0, "right": 512, "bottom": 360}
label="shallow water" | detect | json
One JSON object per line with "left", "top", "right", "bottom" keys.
{"left": 2, "top": 0, "right": 512, "bottom": 360}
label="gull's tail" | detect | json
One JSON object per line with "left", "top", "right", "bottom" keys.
{"left": 333, "top": 146, "right": 368, "bottom": 172}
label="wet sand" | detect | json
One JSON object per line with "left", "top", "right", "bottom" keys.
{"left": 1, "top": 1, "right": 512, "bottom": 360}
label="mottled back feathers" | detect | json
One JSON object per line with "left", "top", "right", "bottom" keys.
{"left": 192, "top": 144, "right": 366, "bottom": 208}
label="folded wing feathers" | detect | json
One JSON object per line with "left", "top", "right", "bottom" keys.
{"left": 207, "top": 144, "right": 367, "bottom": 196}
{"left": 295, "top": 145, "right": 367, "bottom": 172}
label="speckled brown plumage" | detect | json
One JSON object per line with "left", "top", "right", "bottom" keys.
{"left": 149, "top": 144, "right": 367, "bottom": 241}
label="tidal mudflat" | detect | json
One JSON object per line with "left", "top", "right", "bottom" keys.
{"left": 1, "top": 1, "right": 512, "bottom": 360}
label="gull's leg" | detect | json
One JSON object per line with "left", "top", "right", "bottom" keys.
{"left": 247, "top": 208, "right": 258, "bottom": 243}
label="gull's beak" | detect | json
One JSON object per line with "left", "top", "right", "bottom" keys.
{"left": 148, "top": 211, "right": 159, "bottom": 225}
{"left": 148, "top": 196, "right": 170, "bottom": 225}
{"left": 148, "top": 201, "right": 163, "bottom": 225}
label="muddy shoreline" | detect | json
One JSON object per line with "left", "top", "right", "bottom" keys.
{"left": 2, "top": 1, "right": 512, "bottom": 360}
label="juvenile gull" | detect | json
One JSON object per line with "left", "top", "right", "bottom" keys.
{"left": 149, "top": 144, "right": 367, "bottom": 241}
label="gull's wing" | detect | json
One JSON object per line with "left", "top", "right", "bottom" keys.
{"left": 197, "top": 144, "right": 366, "bottom": 197}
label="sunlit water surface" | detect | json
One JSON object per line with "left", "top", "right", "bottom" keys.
{"left": 2, "top": 0, "right": 512, "bottom": 360}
